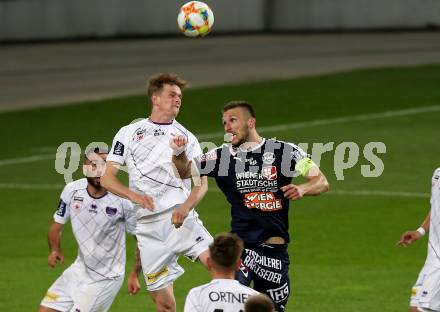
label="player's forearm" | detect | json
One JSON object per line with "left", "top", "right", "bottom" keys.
{"left": 172, "top": 153, "right": 192, "bottom": 179}
{"left": 132, "top": 244, "right": 142, "bottom": 276}
{"left": 421, "top": 211, "right": 431, "bottom": 232}
{"left": 48, "top": 223, "right": 62, "bottom": 252}
{"left": 301, "top": 173, "right": 329, "bottom": 196}
{"left": 181, "top": 177, "right": 208, "bottom": 213}
{"left": 101, "top": 172, "right": 134, "bottom": 201}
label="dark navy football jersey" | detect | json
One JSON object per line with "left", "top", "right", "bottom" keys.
{"left": 195, "top": 138, "right": 309, "bottom": 244}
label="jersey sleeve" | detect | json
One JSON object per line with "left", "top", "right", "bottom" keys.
{"left": 184, "top": 289, "right": 202, "bottom": 312}
{"left": 186, "top": 135, "right": 203, "bottom": 160}
{"left": 53, "top": 185, "right": 72, "bottom": 224}
{"left": 107, "top": 126, "right": 130, "bottom": 165}
{"left": 122, "top": 199, "right": 137, "bottom": 235}
{"left": 193, "top": 148, "right": 220, "bottom": 178}
{"left": 288, "top": 143, "right": 317, "bottom": 177}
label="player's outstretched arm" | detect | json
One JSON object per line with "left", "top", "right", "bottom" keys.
{"left": 397, "top": 211, "right": 430, "bottom": 247}
{"left": 172, "top": 176, "right": 208, "bottom": 228}
{"left": 101, "top": 161, "right": 155, "bottom": 211}
{"left": 47, "top": 222, "right": 65, "bottom": 267}
{"left": 281, "top": 166, "right": 329, "bottom": 200}
{"left": 170, "top": 135, "right": 192, "bottom": 179}
{"left": 128, "top": 242, "right": 142, "bottom": 295}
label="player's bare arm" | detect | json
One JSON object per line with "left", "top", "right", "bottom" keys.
{"left": 172, "top": 176, "right": 208, "bottom": 228}
{"left": 47, "top": 222, "right": 65, "bottom": 267}
{"left": 397, "top": 211, "right": 431, "bottom": 247}
{"left": 281, "top": 166, "right": 330, "bottom": 201}
{"left": 128, "top": 243, "right": 142, "bottom": 295}
{"left": 170, "top": 135, "right": 192, "bottom": 179}
{"left": 101, "top": 161, "right": 155, "bottom": 211}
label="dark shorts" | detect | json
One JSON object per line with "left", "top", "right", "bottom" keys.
{"left": 236, "top": 243, "right": 290, "bottom": 312}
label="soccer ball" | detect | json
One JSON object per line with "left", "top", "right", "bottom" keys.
{"left": 177, "top": 1, "right": 214, "bottom": 37}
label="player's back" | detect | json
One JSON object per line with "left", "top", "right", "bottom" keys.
{"left": 184, "top": 279, "right": 259, "bottom": 312}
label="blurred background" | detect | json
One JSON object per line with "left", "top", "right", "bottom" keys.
{"left": 1, "top": 1, "right": 440, "bottom": 311}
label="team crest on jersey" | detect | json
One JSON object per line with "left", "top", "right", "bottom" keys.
{"left": 263, "top": 152, "right": 275, "bottom": 164}
{"left": 105, "top": 206, "right": 118, "bottom": 216}
{"left": 262, "top": 166, "right": 277, "bottom": 180}
{"left": 133, "top": 128, "right": 146, "bottom": 142}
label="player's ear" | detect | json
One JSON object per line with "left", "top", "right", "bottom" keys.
{"left": 248, "top": 117, "right": 256, "bottom": 129}
{"left": 235, "top": 258, "right": 242, "bottom": 271}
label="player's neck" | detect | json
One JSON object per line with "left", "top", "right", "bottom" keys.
{"left": 242, "top": 131, "right": 263, "bottom": 150}
{"left": 149, "top": 111, "right": 174, "bottom": 124}
{"left": 87, "top": 184, "right": 107, "bottom": 198}
{"left": 211, "top": 270, "right": 235, "bottom": 280}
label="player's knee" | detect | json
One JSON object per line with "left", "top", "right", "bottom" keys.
{"left": 154, "top": 297, "right": 175, "bottom": 312}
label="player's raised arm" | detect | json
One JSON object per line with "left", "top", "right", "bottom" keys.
{"left": 397, "top": 211, "right": 431, "bottom": 247}
{"left": 170, "top": 135, "right": 193, "bottom": 179}
{"left": 101, "top": 161, "right": 155, "bottom": 211}
{"left": 47, "top": 222, "right": 65, "bottom": 267}
{"left": 281, "top": 160, "right": 330, "bottom": 201}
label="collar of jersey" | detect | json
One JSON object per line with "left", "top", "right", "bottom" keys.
{"left": 230, "top": 138, "right": 266, "bottom": 154}
{"left": 147, "top": 118, "right": 174, "bottom": 125}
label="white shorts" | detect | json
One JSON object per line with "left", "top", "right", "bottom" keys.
{"left": 136, "top": 209, "right": 212, "bottom": 291}
{"left": 410, "top": 263, "right": 440, "bottom": 311}
{"left": 40, "top": 261, "right": 123, "bottom": 312}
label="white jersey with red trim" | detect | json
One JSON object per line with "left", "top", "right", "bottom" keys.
{"left": 426, "top": 168, "right": 440, "bottom": 267}
{"left": 107, "top": 118, "right": 202, "bottom": 218}
{"left": 184, "top": 279, "right": 259, "bottom": 312}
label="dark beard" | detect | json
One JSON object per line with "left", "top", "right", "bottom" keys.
{"left": 87, "top": 177, "right": 102, "bottom": 190}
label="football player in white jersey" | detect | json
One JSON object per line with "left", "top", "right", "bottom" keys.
{"left": 102, "top": 73, "right": 213, "bottom": 312}
{"left": 39, "top": 147, "right": 137, "bottom": 312}
{"left": 397, "top": 168, "right": 440, "bottom": 312}
{"left": 184, "top": 233, "right": 259, "bottom": 312}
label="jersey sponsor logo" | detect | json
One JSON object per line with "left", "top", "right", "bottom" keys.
{"left": 72, "top": 196, "right": 84, "bottom": 210}
{"left": 88, "top": 203, "right": 98, "bottom": 214}
{"left": 153, "top": 128, "right": 165, "bottom": 136}
{"left": 262, "top": 166, "right": 277, "bottom": 180}
{"left": 244, "top": 192, "right": 282, "bottom": 211}
{"left": 44, "top": 291, "right": 59, "bottom": 302}
{"left": 199, "top": 150, "right": 217, "bottom": 162}
{"left": 208, "top": 290, "right": 252, "bottom": 304}
{"left": 263, "top": 152, "right": 275, "bottom": 164}
{"left": 267, "top": 282, "right": 289, "bottom": 303}
{"left": 113, "top": 141, "right": 124, "bottom": 156}
{"left": 105, "top": 206, "right": 118, "bottom": 216}
{"left": 146, "top": 266, "right": 169, "bottom": 284}
{"left": 56, "top": 199, "right": 67, "bottom": 217}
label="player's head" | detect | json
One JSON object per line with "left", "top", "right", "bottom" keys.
{"left": 222, "top": 101, "right": 256, "bottom": 147}
{"left": 208, "top": 232, "right": 243, "bottom": 273}
{"left": 147, "top": 73, "right": 187, "bottom": 119}
{"left": 83, "top": 146, "right": 109, "bottom": 189}
{"left": 244, "top": 294, "right": 275, "bottom": 312}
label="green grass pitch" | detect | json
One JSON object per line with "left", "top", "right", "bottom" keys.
{"left": 1, "top": 65, "right": 440, "bottom": 311}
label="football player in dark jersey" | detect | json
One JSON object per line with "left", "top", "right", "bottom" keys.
{"left": 171, "top": 101, "right": 329, "bottom": 311}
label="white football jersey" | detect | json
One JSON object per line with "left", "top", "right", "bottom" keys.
{"left": 54, "top": 179, "right": 136, "bottom": 280}
{"left": 426, "top": 168, "right": 440, "bottom": 268}
{"left": 184, "top": 279, "right": 259, "bottom": 312}
{"left": 107, "top": 118, "right": 202, "bottom": 217}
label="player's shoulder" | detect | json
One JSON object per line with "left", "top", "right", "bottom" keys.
{"left": 108, "top": 191, "right": 133, "bottom": 207}
{"left": 61, "top": 178, "right": 87, "bottom": 198}
{"left": 267, "top": 138, "right": 301, "bottom": 149}
{"left": 118, "top": 119, "right": 147, "bottom": 134}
